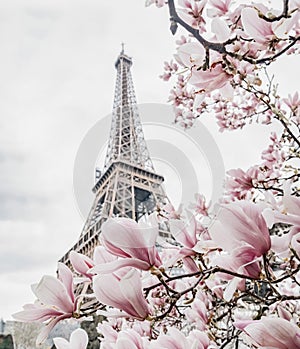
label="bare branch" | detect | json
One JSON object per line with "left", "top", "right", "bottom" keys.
{"left": 256, "top": 0, "right": 290, "bottom": 22}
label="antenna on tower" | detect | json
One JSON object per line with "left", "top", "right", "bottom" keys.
{"left": 121, "top": 42, "right": 125, "bottom": 54}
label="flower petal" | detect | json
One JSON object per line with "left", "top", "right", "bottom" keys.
{"left": 211, "top": 17, "right": 231, "bottom": 41}
{"left": 93, "top": 274, "right": 128, "bottom": 312}
{"left": 93, "top": 246, "right": 117, "bottom": 264}
{"left": 53, "top": 337, "right": 71, "bottom": 349}
{"left": 70, "top": 328, "right": 89, "bottom": 349}
{"left": 119, "top": 269, "right": 150, "bottom": 320}
{"left": 236, "top": 317, "right": 300, "bottom": 348}
{"left": 57, "top": 262, "right": 75, "bottom": 303}
{"left": 100, "top": 218, "right": 161, "bottom": 267}
{"left": 36, "top": 314, "right": 69, "bottom": 345}
{"left": 12, "top": 304, "right": 61, "bottom": 322}
{"left": 90, "top": 258, "right": 150, "bottom": 274}
{"left": 241, "top": 8, "right": 273, "bottom": 43}
{"left": 32, "top": 275, "right": 74, "bottom": 314}
{"left": 93, "top": 270, "right": 149, "bottom": 320}
{"left": 69, "top": 251, "right": 94, "bottom": 278}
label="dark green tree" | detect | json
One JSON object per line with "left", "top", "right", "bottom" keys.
{"left": 0, "top": 334, "right": 14, "bottom": 349}
{"left": 80, "top": 315, "right": 102, "bottom": 349}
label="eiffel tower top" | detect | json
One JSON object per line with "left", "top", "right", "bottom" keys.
{"left": 114, "top": 43, "right": 131, "bottom": 68}
{"left": 103, "top": 47, "right": 155, "bottom": 172}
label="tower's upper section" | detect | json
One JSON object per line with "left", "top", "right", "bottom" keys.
{"left": 103, "top": 49, "right": 155, "bottom": 172}
{"left": 113, "top": 47, "right": 134, "bottom": 108}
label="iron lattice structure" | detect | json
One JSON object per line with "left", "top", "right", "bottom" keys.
{"left": 60, "top": 50, "right": 169, "bottom": 265}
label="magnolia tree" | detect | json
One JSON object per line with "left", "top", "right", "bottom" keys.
{"left": 13, "top": 0, "right": 300, "bottom": 348}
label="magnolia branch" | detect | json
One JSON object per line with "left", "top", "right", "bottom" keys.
{"left": 167, "top": 0, "right": 300, "bottom": 66}
{"left": 258, "top": 0, "right": 290, "bottom": 22}
{"left": 241, "top": 82, "right": 300, "bottom": 148}
{"left": 167, "top": 0, "right": 226, "bottom": 54}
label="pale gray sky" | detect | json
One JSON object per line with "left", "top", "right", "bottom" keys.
{"left": 0, "top": 0, "right": 298, "bottom": 320}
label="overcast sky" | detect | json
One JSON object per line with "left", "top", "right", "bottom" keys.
{"left": 0, "top": 0, "right": 299, "bottom": 321}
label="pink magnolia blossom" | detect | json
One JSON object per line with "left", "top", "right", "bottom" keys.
{"left": 169, "top": 216, "right": 216, "bottom": 272}
{"left": 234, "top": 317, "right": 300, "bottom": 348}
{"left": 283, "top": 92, "right": 300, "bottom": 111}
{"left": 70, "top": 251, "right": 94, "bottom": 279}
{"left": 189, "top": 193, "right": 210, "bottom": 216}
{"left": 150, "top": 328, "right": 188, "bottom": 349}
{"left": 189, "top": 64, "right": 231, "bottom": 93}
{"left": 188, "top": 330, "right": 217, "bottom": 349}
{"left": 225, "top": 167, "right": 256, "bottom": 199}
{"left": 215, "top": 245, "right": 261, "bottom": 279}
{"left": 162, "top": 202, "right": 183, "bottom": 219}
{"left": 207, "top": 0, "right": 232, "bottom": 17}
{"left": 186, "top": 298, "right": 209, "bottom": 330}
{"left": 272, "top": 11, "right": 300, "bottom": 39}
{"left": 193, "top": 92, "right": 206, "bottom": 113}
{"left": 93, "top": 268, "right": 150, "bottom": 320}
{"left": 241, "top": 7, "right": 274, "bottom": 44}
{"left": 212, "top": 244, "right": 262, "bottom": 300}
{"left": 97, "top": 324, "right": 151, "bottom": 349}
{"left": 90, "top": 217, "right": 162, "bottom": 274}
{"left": 283, "top": 92, "right": 300, "bottom": 123}
{"left": 132, "top": 321, "right": 152, "bottom": 337}
{"left": 113, "top": 329, "right": 147, "bottom": 349}
{"left": 175, "top": 42, "right": 205, "bottom": 68}
{"left": 209, "top": 200, "right": 271, "bottom": 256}
{"left": 150, "top": 328, "right": 215, "bottom": 349}
{"left": 53, "top": 328, "right": 88, "bottom": 349}
{"left": 169, "top": 219, "right": 199, "bottom": 273}
{"left": 268, "top": 184, "right": 300, "bottom": 228}
{"left": 70, "top": 246, "right": 116, "bottom": 279}
{"left": 241, "top": 6, "right": 298, "bottom": 44}
{"left": 211, "top": 17, "right": 231, "bottom": 41}
{"left": 93, "top": 245, "right": 118, "bottom": 264}
{"left": 170, "top": 218, "right": 197, "bottom": 249}
{"left": 281, "top": 187, "right": 300, "bottom": 223}
{"left": 155, "top": 0, "right": 300, "bottom": 132}
{"left": 178, "top": 0, "right": 207, "bottom": 30}
{"left": 261, "top": 144, "right": 285, "bottom": 168}
{"left": 13, "top": 263, "right": 77, "bottom": 344}
{"left": 263, "top": 185, "right": 300, "bottom": 256}
{"left": 97, "top": 321, "right": 118, "bottom": 347}
{"left": 212, "top": 85, "right": 270, "bottom": 132}
{"left": 160, "top": 60, "right": 178, "bottom": 81}
{"left": 270, "top": 226, "right": 300, "bottom": 257}
{"left": 277, "top": 304, "right": 293, "bottom": 321}
{"left": 207, "top": 0, "right": 231, "bottom": 17}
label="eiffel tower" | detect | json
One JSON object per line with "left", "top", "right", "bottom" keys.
{"left": 60, "top": 48, "right": 169, "bottom": 266}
